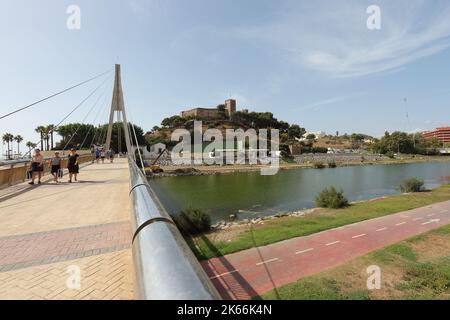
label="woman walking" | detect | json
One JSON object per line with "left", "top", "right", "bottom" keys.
{"left": 48, "top": 151, "right": 62, "bottom": 183}
{"left": 100, "top": 148, "right": 106, "bottom": 164}
{"left": 28, "top": 148, "right": 44, "bottom": 185}
{"left": 67, "top": 148, "right": 79, "bottom": 183}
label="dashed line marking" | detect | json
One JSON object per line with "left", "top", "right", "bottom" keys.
{"left": 256, "top": 258, "right": 279, "bottom": 266}
{"left": 422, "top": 219, "right": 440, "bottom": 226}
{"left": 440, "top": 209, "right": 449, "bottom": 213}
{"left": 427, "top": 214, "right": 435, "bottom": 217}
{"left": 413, "top": 217, "right": 424, "bottom": 221}
{"left": 376, "top": 227, "right": 388, "bottom": 232}
{"left": 352, "top": 234, "right": 367, "bottom": 239}
{"left": 325, "top": 241, "right": 341, "bottom": 246}
{"left": 209, "top": 270, "right": 239, "bottom": 280}
{"left": 395, "top": 222, "right": 407, "bottom": 226}
{"left": 296, "top": 248, "right": 314, "bottom": 255}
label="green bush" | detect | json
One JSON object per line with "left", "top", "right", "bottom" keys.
{"left": 400, "top": 178, "right": 425, "bottom": 193}
{"left": 328, "top": 161, "right": 337, "bottom": 168}
{"left": 174, "top": 208, "right": 211, "bottom": 235}
{"left": 315, "top": 187, "right": 349, "bottom": 209}
{"left": 313, "top": 161, "right": 326, "bottom": 169}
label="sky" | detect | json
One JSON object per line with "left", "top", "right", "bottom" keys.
{"left": 1, "top": 0, "right": 450, "bottom": 154}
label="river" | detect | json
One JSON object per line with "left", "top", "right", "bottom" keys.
{"left": 148, "top": 161, "right": 450, "bottom": 223}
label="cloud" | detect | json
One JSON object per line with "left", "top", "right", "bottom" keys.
{"left": 236, "top": 0, "right": 450, "bottom": 77}
{"left": 299, "top": 92, "right": 366, "bottom": 111}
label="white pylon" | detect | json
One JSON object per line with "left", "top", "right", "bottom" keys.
{"left": 105, "top": 64, "right": 132, "bottom": 155}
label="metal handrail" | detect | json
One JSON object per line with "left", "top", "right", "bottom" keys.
{"left": 128, "top": 157, "right": 221, "bottom": 300}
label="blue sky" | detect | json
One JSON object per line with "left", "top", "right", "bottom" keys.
{"left": 1, "top": 0, "right": 450, "bottom": 152}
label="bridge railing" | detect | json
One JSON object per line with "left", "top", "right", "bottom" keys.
{"left": 0, "top": 154, "right": 92, "bottom": 188}
{"left": 127, "top": 158, "right": 221, "bottom": 300}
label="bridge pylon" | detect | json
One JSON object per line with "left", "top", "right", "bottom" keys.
{"left": 105, "top": 64, "right": 132, "bottom": 155}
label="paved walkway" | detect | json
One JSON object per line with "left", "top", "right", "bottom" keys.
{"left": 0, "top": 158, "right": 134, "bottom": 300}
{"left": 202, "top": 201, "right": 450, "bottom": 300}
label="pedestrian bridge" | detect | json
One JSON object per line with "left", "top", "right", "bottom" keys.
{"left": 0, "top": 64, "right": 220, "bottom": 300}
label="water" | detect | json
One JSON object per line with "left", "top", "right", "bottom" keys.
{"left": 148, "top": 162, "right": 450, "bottom": 223}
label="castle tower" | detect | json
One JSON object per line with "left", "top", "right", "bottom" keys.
{"left": 224, "top": 99, "right": 236, "bottom": 119}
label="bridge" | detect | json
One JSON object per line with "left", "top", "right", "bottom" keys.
{"left": 0, "top": 65, "right": 220, "bottom": 300}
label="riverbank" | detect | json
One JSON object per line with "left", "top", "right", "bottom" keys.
{"left": 149, "top": 155, "right": 450, "bottom": 177}
{"left": 258, "top": 224, "right": 450, "bottom": 300}
{"left": 186, "top": 184, "right": 450, "bottom": 260}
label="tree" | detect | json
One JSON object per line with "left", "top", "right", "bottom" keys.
{"left": 26, "top": 141, "right": 37, "bottom": 153}
{"left": 371, "top": 131, "right": 435, "bottom": 155}
{"left": 161, "top": 116, "right": 186, "bottom": 128}
{"left": 35, "top": 126, "right": 45, "bottom": 150}
{"left": 56, "top": 123, "right": 96, "bottom": 150}
{"left": 288, "top": 125, "right": 306, "bottom": 139}
{"left": 217, "top": 104, "right": 226, "bottom": 119}
{"left": 46, "top": 124, "right": 55, "bottom": 150}
{"left": 14, "top": 135, "right": 23, "bottom": 155}
{"left": 2, "top": 133, "right": 14, "bottom": 159}
{"left": 93, "top": 122, "right": 146, "bottom": 153}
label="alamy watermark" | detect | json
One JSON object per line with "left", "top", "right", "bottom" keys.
{"left": 366, "top": 265, "right": 381, "bottom": 290}
{"left": 66, "top": 265, "right": 81, "bottom": 290}
{"left": 367, "top": 5, "right": 381, "bottom": 30}
{"left": 66, "top": 5, "right": 81, "bottom": 30}
{"left": 161, "top": 121, "right": 280, "bottom": 175}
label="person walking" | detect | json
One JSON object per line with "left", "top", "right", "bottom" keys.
{"left": 48, "top": 151, "right": 62, "bottom": 183}
{"left": 95, "top": 147, "right": 101, "bottom": 164}
{"left": 67, "top": 148, "right": 79, "bottom": 183}
{"left": 107, "top": 148, "right": 115, "bottom": 163}
{"left": 28, "top": 148, "right": 44, "bottom": 185}
{"left": 100, "top": 147, "right": 106, "bottom": 164}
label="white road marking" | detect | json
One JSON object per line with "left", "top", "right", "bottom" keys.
{"left": 295, "top": 248, "right": 314, "bottom": 255}
{"left": 421, "top": 219, "right": 441, "bottom": 226}
{"left": 413, "top": 217, "right": 424, "bottom": 221}
{"left": 440, "top": 209, "right": 449, "bottom": 213}
{"left": 427, "top": 214, "right": 435, "bottom": 217}
{"left": 256, "top": 258, "right": 279, "bottom": 266}
{"left": 352, "top": 233, "right": 367, "bottom": 239}
{"left": 376, "top": 227, "right": 388, "bottom": 232}
{"left": 209, "top": 270, "right": 239, "bottom": 280}
{"left": 325, "top": 241, "right": 341, "bottom": 246}
{"left": 395, "top": 222, "right": 407, "bottom": 226}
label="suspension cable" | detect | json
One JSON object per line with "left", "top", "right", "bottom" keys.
{"left": 24, "top": 76, "right": 109, "bottom": 158}
{"left": 61, "top": 78, "right": 111, "bottom": 151}
{"left": 0, "top": 69, "right": 112, "bottom": 120}
{"left": 128, "top": 109, "right": 145, "bottom": 172}
{"left": 80, "top": 86, "right": 111, "bottom": 150}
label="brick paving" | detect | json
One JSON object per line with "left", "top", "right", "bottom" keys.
{"left": 0, "top": 221, "right": 131, "bottom": 272}
{"left": 0, "top": 249, "right": 133, "bottom": 300}
{"left": 0, "top": 159, "right": 135, "bottom": 299}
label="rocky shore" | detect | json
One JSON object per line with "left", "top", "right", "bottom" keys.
{"left": 210, "top": 208, "right": 317, "bottom": 231}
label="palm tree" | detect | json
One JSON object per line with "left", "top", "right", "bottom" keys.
{"left": 14, "top": 135, "right": 23, "bottom": 156}
{"left": 35, "top": 126, "right": 45, "bottom": 150}
{"left": 47, "top": 124, "right": 55, "bottom": 150}
{"left": 26, "top": 141, "right": 37, "bottom": 154}
{"left": 2, "top": 133, "right": 14, "bottom": 160}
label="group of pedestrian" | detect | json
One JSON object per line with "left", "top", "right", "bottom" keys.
{"left": 28, "top": 145, "right": 116, "bottom": 185}
{"left": 28, "top": 148, "right": 79, "bottom": 185}
{"left": 92, "top": 145, "right": 115, "bottom": 164}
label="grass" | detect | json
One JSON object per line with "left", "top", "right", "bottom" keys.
{"left": 188, "top": 184, "right": 450, "bottom": 260}
{"left": 258, "top": 224, "right": 450, "bottom": 300}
